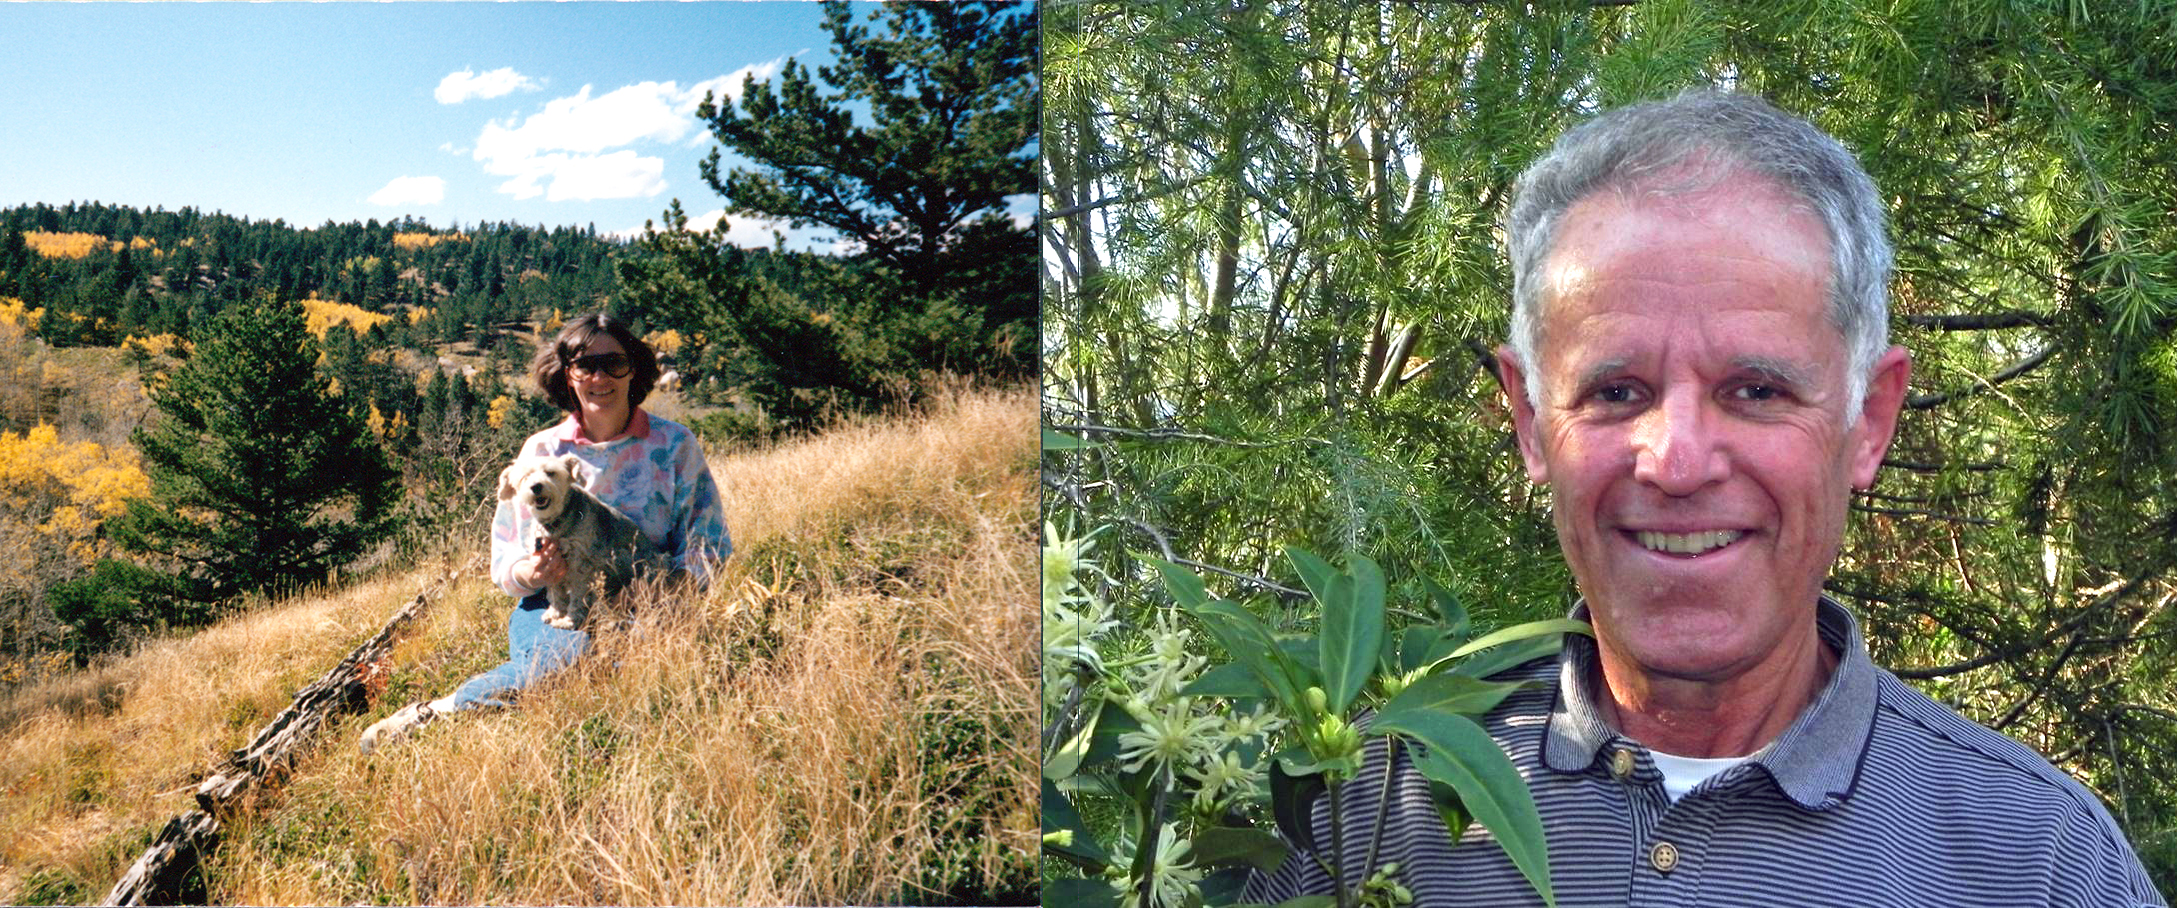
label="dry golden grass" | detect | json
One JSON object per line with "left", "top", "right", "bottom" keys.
{"left": 0, "top": 565, "right": 473, "bottom": 904}
{"left": 0, "top": 381, "right": 1035, "bottom": 906}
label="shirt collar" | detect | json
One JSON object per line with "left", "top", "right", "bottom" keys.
{"left": 1543, "top": 596, "right": 1878, "bottom": 810}
{"left": 552, "top": 407, "right": 651, "bottom": 445}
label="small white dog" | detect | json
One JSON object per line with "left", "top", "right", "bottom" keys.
{"left": 497, "top": 454, "right": 666, "bottom": 630}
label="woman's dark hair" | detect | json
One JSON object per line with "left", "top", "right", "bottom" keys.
{"left": 530, "top": 312, "right": 662, "bottom": 412}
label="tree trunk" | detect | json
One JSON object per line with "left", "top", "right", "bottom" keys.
{"left": 104, "top": 584, "right": 436, "bottom": 906}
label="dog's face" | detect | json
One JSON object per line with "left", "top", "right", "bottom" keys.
{"left": 497, "top": 454, "right": 587, "bottom": 522}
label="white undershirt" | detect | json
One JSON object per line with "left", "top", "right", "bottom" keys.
{"left": 1648, "top": 749, "right": 1751, "bottom": 802}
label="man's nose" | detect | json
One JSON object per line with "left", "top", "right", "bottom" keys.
{"left": 1630, "top": 388, "right": 1727, "bottom": 496}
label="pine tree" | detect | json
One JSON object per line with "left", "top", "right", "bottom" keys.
{"left": 692, "top": 0, "right": 1036, "bottom": 375}
{"left": 107, "top": 294, "right": 399, "bottom": 612}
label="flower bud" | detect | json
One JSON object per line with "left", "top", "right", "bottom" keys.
{"left": 1306, "top": 686, "right": 1328, "bottom": 714}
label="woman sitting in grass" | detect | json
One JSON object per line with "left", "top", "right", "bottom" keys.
{"left": 360, "top": 312, "right": 731, "bottom": 753}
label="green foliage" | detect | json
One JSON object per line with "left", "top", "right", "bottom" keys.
{"left": 617, "top": 202, "right": 892, "bottom": 427}
{"left": 1043, "top": 532, "right": 1578, "bottom": 906}
{"left": 0, "top": 203, "right": 623, "bottom": 354}
{"left": 1048, "top": 0, "right": 2177, "bottom": 891}
{"left": 13, "top": 867, "right": 91, "bottom": 907}
{"left": 47, "top": 558, "right": 187, "bottom": 660}
{"left": 703, "top": 0, "right": 1035, "bottom": 306}
{"left": 108, "top": 294, "right": 399, "bottom": 610}
{"left": 617, "top": 0, "right": 1034, "bottom": 431}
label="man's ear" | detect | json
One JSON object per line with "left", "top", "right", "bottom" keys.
{"left": 1849, "top": 345, "right": 1912, "bottom": 490}
{"left": 1494, "top": 344, "right": 1551, "bottom": 486}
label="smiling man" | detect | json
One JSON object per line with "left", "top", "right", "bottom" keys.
{"left": 1246, "top": 91, "right": 2165, "bottom": 906}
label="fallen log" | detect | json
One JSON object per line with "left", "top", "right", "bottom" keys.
{"left": 104, "top": 576, "right": 447, "bottom": 906}
{"left": 194, "top": 591, "right": 427, "bottom": 815}
{"left": 104, "top": 810, "right": 220, "bottom": 907}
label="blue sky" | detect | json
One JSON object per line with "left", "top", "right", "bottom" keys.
{"left": 0, "top": 2, "right": 947, "bottom": 251}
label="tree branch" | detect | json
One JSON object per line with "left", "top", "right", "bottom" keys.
{"left": 1904, "top": 343, "right": 2056, "bottom": 410}
{"left": 1880, "top": 457, "right": 2006, "bottom": 473}
{"left": 1040, "top": 474, "right": 1309, "bottom": 602}
{"left": 1898, "top": 310, "right": 2055, "bottom": 331}
{"left": 1037, "top": 174, "right": 1213, "bottom": 222}
{"left": 1890, "top": 567, "right": 2159, "bottom": 679}
{"left": 1850, "top": 504, "right": 1998, "bottom": 526}
{"left": 1047, "top": 422, "right": 1326, "bottom": 449}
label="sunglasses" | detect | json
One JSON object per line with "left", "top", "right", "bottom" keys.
{"left": 568, "top": 352, "right": 633, "bottom": 379}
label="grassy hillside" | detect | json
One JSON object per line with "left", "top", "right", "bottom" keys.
{"left": 0, "top": 382, "right": 1036, "bottom": 905}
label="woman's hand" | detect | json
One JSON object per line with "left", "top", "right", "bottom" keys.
{"left": 515, "top": 538, "right": 569, "bottom": 591}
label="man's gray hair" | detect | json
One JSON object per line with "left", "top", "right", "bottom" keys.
{"left": 1503, "top": 90, "right": 1892, "bottom": 425}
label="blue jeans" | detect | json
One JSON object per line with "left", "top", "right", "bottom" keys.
{"left": 448, "top": 592, "right": 592, "bottom": 710}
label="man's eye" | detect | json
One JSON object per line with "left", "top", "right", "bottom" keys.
{"left": 1594, "top": 383, "right": 1639, "bottom": 404}
{"left": 1734, "top": 384, "right": 1783, "bottom": 402}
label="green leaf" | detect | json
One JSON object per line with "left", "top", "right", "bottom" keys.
{"left": 1268, "top": 898, "right": 1338, "bottom": 908}
{"left": 1268, "top": 754, "right": 1328, "bottom": 862}
{"left": 1190, "top": 599, "right": 1308, "bottom": 715}
{"left": 1283, "top": 546, "right": 1343, "bottom": 607}
{"left": 1042, "top": 778, "right": 1111, "bottom": 871}
{"left": 1043, "top": 427, "right": 1095, "bottom": 450}
{"left": 1144, "top": 555, "right": 1212, "bottom": 610}
{"left": 1375, "top": 674, "right": 1541, "bottom": 726}
{"left": 1130, "top": 785, "right": 1167, "bottom": 905}
{"left": 1188, "top": 825, "right": 1290, "bottom": 874}
{"left": 1199, "top": 867, "right": 1253, "bottom": 907}
{"left": 1420, "top": 573, "right": 1471, "bottom": 638}
{"left": 1043, "top": 876, "right": 1121, "bottom": 906}
{"left": 1319, "top": 553, "right": 1385, "bottom": 715}
{"left": 1428, "top": 778, "right": 1472, "bottom": 848}
{"left": 1083, "top": 697, "right": 1141, "bottom": 769}
{"left": 1449, "top": 634, "right": 1568, "bottom": 681}
{"left": 1276, "top": 637, "right": 1325, "bottom": 687}
{"left": 1439, "top": 618, "right": 1593, "bottom": 665}
{"left": 1372, "top": 711, "right": 1555, "bottom": 908}
{"left": 1398, "top": 625, "right": 1453, "bottom": 674}
{"left": 1183, "top": 662, "right": 1272, "bottom": 700}
{"left": 1149, "top": 553, "right": 1219, "bottom": 609}
{"left": 1044, "top": 694, "right": 1102, "bottom": 780}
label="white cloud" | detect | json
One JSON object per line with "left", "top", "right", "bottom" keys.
{"left": 435, "top": 67, "right": 540, "bottom": 105}
{"left": 367, "top": 175, "right": 446, "bottom": 207}
{"left": 547, "top": 151, "right": 666, "bottom": 202}
{"left": 469, "top": 59, "right": 789, "bottom": 203}
{"left": 607, "top": 208, "right": 838, "bottom": 253}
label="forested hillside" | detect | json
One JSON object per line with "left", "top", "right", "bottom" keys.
{"left": 1, "top": 201, "right": 616, "bottom": 352}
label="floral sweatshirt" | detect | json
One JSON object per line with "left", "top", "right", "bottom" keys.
{"left": 490, "top": 408, "right": 732, "bottom": 598}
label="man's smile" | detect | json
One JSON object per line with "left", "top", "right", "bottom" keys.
{"left": 1626, "top": 528, "right": 1746, "bottom": 557}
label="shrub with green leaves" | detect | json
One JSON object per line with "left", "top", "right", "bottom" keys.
{"left": 1042, "top": 524, "right": 1587, "bottom": 907}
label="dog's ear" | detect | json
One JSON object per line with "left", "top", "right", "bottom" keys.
{"left": 561, "top": 454, "right": 587, "bottom": 488}
{"left": 497, "top": 461, "right": 524, "bottom": 502}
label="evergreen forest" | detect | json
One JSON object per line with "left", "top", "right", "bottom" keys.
{"left": 1042, "top": 1, "right": 2177, "bottom": 901}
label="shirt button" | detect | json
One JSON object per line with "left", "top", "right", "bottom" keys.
{"left": 1610, "top": 748, "right": 1635, "bottom": 779}
{"left": 1650, "top": 840, "right": 1680, "bottom": 873}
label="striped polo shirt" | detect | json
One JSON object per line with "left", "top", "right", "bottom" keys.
{"left": 1245, "top": 598, "right": 2166, "bottom": 906}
